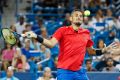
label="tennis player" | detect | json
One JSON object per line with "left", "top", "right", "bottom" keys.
{"left": 25, "top": 10, "right": 107, "bottom": 80}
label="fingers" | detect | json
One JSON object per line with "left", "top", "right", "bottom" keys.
{"left": 24, "top": 31, "right": 37, "bottom": 38}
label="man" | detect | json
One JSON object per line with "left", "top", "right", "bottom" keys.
{"left": 0, "top": 66, "right": 19, "bottom": 80}
{"left": 25, "top": 10, "right": 109, "bottom": 80}
{"left": 85, "top": 59, "right": 96, "bottom": 72}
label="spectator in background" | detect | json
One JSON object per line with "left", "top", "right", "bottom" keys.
{"left": 106, "top": 30, "right": 117, "bottom": 45}
{"left": 52, "top": 56, "right": 58, "bottom": 71}
{"left": 95, "top": 53, "right": 119, "bottom": 71}
{"left": 85, "top": 59, "right": 96, "bottom": 71}
{"left": 40, "top": 27, "right": 49, "bottom": 39}
{"left": 10, "top": 25, "right": 17, "bottom": 32}
{"left": 102, "top": 57, "right": 119, "bottom": 72}
{"left": 12, "top": 50, "right": 29, "bottom": 72}
{"left": 81, "top": 17, "right": 92, "bottom": 29}
{"left": 113, "top": 0, "right": 120, "bottom": 16}
{"left": 96, "top": 39, "right": 105, "bottom": 49}
{"left": 21, "top": 39, "right": 33, "bottom": 60}
{"left": 1, "top": 43, "right": 16, "bottom": 71}
{"left": 32, "top": 19, "right": 45, "bottom": 35}
{"left": 30, "top": 38, "right": 41, "bottom": 50}
{"left": 113, "top": 16, "right": 120, "bottom": 38}
{"left": 92, "top": 39, "right": 105, "bottom": 62}
{"left": 104, "top": 9, "right": 115, "bottom": 30}
{"left": 63, "top": 13, "right": 71, "bottom": 26}
{"left": 14, "top": 16, "right": 27, "bottom": 34}
{"left": 37, "top": 67, "right": 55, "bottom": 80}
{"left": 25, "top": 24, "right": 32, "bottom": 32}
{"left": 21, "top": 39, "right": 38, "bottom": 73}
{"left": 0, "top": 66, "right": 19, "bottom": 80}
{"left": 40, "top": 44, "right": 51, "bottom": 60}
{"left": 88, "top": 0, "right": 101, "bottom": 14}
{"left": 12, "top": 39, "right": 29, "bottom": 72}
{"left": 91, "top": 9, "right": 107, "bottom": 32}
{"left": 92, "top": 9, "right": 104, "bottom": 23}
{"left": 39, "top": 44, "right": 55, "bottom": 70}
{"left": 107, "top": 40, "right": 120, "bottom": 62}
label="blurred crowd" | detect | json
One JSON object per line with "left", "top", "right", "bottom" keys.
{"left": 0, "top": 0, "right": 120, "bottom": 79}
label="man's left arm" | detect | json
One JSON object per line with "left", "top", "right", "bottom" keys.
{"left": 87, "top": 47, "right": 105, "bottom": 56}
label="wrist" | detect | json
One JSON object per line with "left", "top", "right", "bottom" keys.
{"left": 96, "top": 49, "right": 103, "bottom": 56}
{"left": 36, "top": 36, "right": 44, "bottom": 43}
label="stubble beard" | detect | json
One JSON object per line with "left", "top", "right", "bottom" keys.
{"left": 74, "top": 22, "right": 81, "bottom": 27}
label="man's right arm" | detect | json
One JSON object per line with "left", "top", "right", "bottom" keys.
{"left": 24, "top": 31, "right": 58, "bottom": 48}
{"left": 39, "top": 37, "right": 58, "bottom": 48}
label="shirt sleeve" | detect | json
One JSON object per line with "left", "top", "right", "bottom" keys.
{"left": 86, "top": 32, "right": 94, "bottom": 47}
{"left": 52, "top": 27, "right": 64, "bottom": 41}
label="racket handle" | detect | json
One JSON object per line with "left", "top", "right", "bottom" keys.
{"left": 13, "top": 32, "right": 25, "bottom": 38}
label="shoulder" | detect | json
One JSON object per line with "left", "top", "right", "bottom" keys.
{"left": 81, "top": 28, "right": 90, "bottom": 35}
{"left": 83, "top": 28, "right": 90, "bottom": 33}
{"left": 57, "top": 27, "right": 68, "bottom": 31}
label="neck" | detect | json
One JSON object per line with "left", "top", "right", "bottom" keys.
{"left": 72, "top": 24, "right": 80, "bottom": 31}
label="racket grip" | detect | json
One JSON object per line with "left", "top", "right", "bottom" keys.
{"left": 13, "top": 32, "right": 21, "bottom": 37}
{"left": 13, "top": 32, "right": 25, "bottom": 38}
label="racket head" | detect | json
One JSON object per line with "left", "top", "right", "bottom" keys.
{"left": 1, "top": 28, "right": 17, "bottom": 45}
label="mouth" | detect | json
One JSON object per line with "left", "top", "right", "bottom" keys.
{"left": 74, "top": 22, "right": 81, "bottom": 26}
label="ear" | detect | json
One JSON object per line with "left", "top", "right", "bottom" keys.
{"left": 69, "top": 16, "right": 72, "bottom": 21}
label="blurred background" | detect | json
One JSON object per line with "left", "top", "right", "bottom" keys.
{"left": 0, "top": 0, "right": 120, "bottom": 80}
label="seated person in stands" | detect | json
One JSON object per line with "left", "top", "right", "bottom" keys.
{"left": 40, "top": 44, "right": 55, "bottom": 70}
{"left": 37, "top": 67, "right": 55, "bottom": 80}
{"left": 11, "top": 39, "right": 29, "bottom": 71}
{"left": 93, "top": 39, "right": 106, "bottom": 61}
{"left": 63, "top": 13, "right": 71, "bottom": 26}
{"left": 0, "top": 66, "right": 19, "bottom": 80}
{"left": 102, "top": 57, "right": 119, "bottom": 72}
{"left": 108, "top": 40, "right": 120, "bottom": 62}
{"left": 1, "top": 43, "right": 16, "bottom": 71}
{"left": 52, "top": 56, "right": 58, "bottom": 71}
{"left": 95, "top": 53, "right": 119, "bottom": 71}
{"left": 85, "top": 59, "right": 96, "bottom": 72}
{"left": 12, "top": 50, "right": 30, "bottom": 72}
{"left": 25, "top": 24, "right": 32, "bottom": 32}
{"left": 21, "top": 39, "right": 34, "bottom": 60}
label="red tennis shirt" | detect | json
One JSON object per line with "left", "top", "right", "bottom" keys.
{"left": 52, "top": 26, "right": 94, "bottom": 71}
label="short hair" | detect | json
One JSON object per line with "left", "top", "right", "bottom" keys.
{"left": 71, "top": 9, "right": 83, "bottom": 16}
{"left": 85, "top": 59, "right": 92, "bottom": 64}
{"left": 25, "top": 24, "right": 31, "bottom": 28}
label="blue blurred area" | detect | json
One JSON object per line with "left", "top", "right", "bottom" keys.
{"left": 0, "top": 71, "right": 120, "bottom": 80}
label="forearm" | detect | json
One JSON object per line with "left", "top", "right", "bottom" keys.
{"left": 87, "top": 47, "right": 104, "bottom": 56}
{"left": 42, "top": 39, "right": 55, "bottom": 48}
{"left": 24, "top": 31, "right": 58, "bottom": 48}
{"left": 37, "top": 36, "right": 57, "bottom": 48}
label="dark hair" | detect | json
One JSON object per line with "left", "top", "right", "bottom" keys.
{"left": 25, "top": 24, "right": 31, "bottom": 28}
{"left": 96, "top": 39, "right": 105, "bottom": 48}
{"left": 1, "top": 42, "right": 13, "bottom": 52}
{"left": 106, "top": 57, "right": 113, "bottom": 62}
{"left": 85, "top": 59, "right": 92, "bottom": 64}
{"left": 71, "top": 9, "right": 82, "bottom": 15}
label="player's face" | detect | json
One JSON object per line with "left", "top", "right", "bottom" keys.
{"left": 71, "top": 11, "right": 83, "bottom": 26}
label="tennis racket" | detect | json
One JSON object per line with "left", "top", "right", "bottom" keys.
{"left": 1, "top": 28, "right": 25, "bottom": 45}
